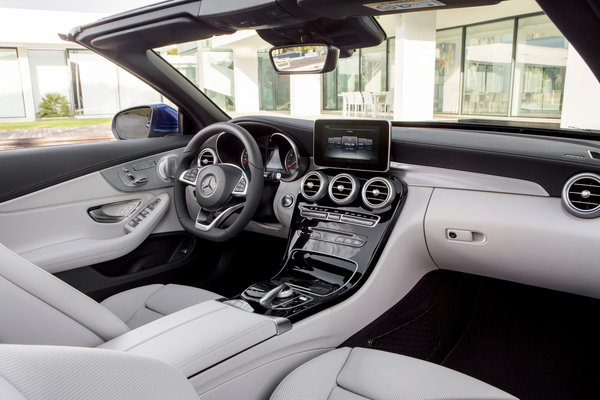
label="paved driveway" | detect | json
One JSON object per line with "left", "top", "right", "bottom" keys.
{"left": 0, "top": 125, "right": 114, "bottom": 150}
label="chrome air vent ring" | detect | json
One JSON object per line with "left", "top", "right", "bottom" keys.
{"left": 362, "top": 177, "right": 395, "bottom": 209}
{"left": 198, "top": 148, "right": 217, "bottom": 167}
{"left": 562, "top": 173, "right": 600, "bottom": 218}
{"left": 328, "top": 173, "right": 359, "bottom": 205}
{"left": 301, "top": 171, "right": 328, "bottom": 201}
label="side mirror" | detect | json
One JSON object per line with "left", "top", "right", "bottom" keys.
{"left": 112, "top": 103, "right": 179, "bottom": 140}
{"left": 269, "top": 44, "right": 339, "bottom": 74}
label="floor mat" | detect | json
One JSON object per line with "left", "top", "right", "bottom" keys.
{"left": 343, "top": 270, "right": 600, "bottom": 400}
{"left": 441, "top": 278, "right": 600, "bottom": 400}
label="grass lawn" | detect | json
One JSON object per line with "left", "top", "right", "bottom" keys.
{"left": 0, "top": 118, "right": 112, "bottom": 130}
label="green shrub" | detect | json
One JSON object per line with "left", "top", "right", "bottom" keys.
{"left": 36, "top": 92, "right": 73, "bottom": 118}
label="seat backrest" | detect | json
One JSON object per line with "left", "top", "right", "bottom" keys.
{"left": 0, "top": 344, "right": 198, "bottom": 400}
{"left": 0, "top": 242, "right": 129, "bottom": 346}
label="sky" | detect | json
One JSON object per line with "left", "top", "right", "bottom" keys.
{"left": 0, "top": 0, "right": 159, "bottom": 14}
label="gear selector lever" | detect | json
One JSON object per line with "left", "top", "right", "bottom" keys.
{"left": 259, "top": 283, "right": 286, "bottom": 308}
{"left": 242, "top": 281, "right": 294, "bottom": 309}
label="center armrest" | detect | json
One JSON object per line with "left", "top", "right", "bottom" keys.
{"left": 98, "top": 300, "right": 285, "bottom": 377}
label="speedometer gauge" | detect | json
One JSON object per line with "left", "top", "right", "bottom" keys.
{"left": 240, "top": 149, "right": 249, "bottom": 170}
{"left": 284, "top": 149, "right": 298, "bottom": 176}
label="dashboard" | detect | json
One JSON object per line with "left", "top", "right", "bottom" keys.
{"left": 207, "top": 115, "right": 600, "bottom": 306}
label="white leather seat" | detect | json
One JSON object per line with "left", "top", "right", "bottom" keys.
{"left": 0, "top": 345, "right": 518, "bottom": 400}
{"left": 0, "top": 242, "right": 220, "bottom": 346}
{"left": 270, "top": 347, "right": 518, "bottom": 400}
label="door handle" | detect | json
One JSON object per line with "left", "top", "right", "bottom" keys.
{"left": 446, "top": 229, "right": 487, "bottom": 244}
{"left": 88, "top": 199, "right": 141, "bottom": 223}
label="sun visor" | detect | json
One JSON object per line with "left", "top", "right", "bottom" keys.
{"left": 90, "top": 17, "right": 220, "bottom": 51}
{"left": 297, "top": 0, "right": 506, "bottom": 19}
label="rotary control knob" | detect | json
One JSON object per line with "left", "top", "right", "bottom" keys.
{"left": 276, "top": 285, "right": 294, "bottom": 299}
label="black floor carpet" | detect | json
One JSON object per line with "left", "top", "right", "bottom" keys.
{"left": 343, "top": 270, "right": 600, "bottom": 400}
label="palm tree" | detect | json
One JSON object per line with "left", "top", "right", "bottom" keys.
{"left": 36, "top": 93, "right": 73, "bottom": 118}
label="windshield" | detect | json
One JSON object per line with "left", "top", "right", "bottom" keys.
{"left": 154, "top": 4, "right": 600, "bottom": 133}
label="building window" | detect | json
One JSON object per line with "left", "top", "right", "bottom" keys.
{"left": 0, "top": 48, "right": 26, "bottom": 118}
{"left": 69, "top": 49, "right": 119, "bottom": 115}
{"left": 69, "top": 49, "right": 162, "bottom": 115}
{"left": 258, "top": 50, "right": 290, "bottom": 111}
{"left": 201, "top": 50, "right": 235, "bottom": 111}
{"left": 28, "top": 49, "right": 72, "bottom": 116}
{"left": 360, "top": 41, "right": 388, "bottom": 93}
{"left": 462, "top": 20, "right": 514, "bottom": 116}
{"left": 323, "top": 39, "right": 393, "bottom": 111}
{"left": 323, "top": 52, "right": 360, "bottom": 111}
{"left": 512, "top": 14, "right": 567, "bottom": 117}
{"left": 387, "top": 37, "right": 395, "bottom": 96}
{"left": 435, "top": 28, "right": 463, "bottom": 114}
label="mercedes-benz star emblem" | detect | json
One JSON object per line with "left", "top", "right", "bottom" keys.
{"left": 201, "top": 175, "right": 217, "bottom": 196}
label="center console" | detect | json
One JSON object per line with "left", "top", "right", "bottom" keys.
{"left": 230, "top": 119, "right": 407, "bottom": 321}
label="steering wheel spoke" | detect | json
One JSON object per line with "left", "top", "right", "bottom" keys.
{"left": 179, "top": 167, "right": 202, "bottom": 186}
{"left": 194, "top": 203, "right": 245, "bottom": 232}
{"left": 231, "top": 170, "right": 249, "bottom": 198}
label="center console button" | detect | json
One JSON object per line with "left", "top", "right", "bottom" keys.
{"left": 327, "top": 213, "right": 341, "bottom": 221}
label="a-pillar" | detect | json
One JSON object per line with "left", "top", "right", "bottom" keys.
{"left": 290, "top": 74, "right": 321, "bottom": 117}
{"left": 392, "top": 11, "right": 436, "bottom": 121}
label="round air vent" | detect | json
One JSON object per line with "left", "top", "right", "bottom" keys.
{"left": 198, "top": 148, "right": 217, "bottom": 166}
{"left": 362, "top": 177, "right": 395, "bottom": 209}
{"left": 562, "top": 173, "right": 600, "bottom": 218}
{"left": 328, "top": 173, "right": 359, "bottom": 205}
{"left": 301, "top": 171, "right": 328, "bottom": 201}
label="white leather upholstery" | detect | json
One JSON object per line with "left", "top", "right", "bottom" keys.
{"left": 0, "top": 242, "right": 128, "bottom": 346}
{"left": 100, "top": 301, "right": 279, "bottom": 377}
{"left": 0, "top": 344, "right": 199, "bottom": 400}
{"left": 101, "top": 284, "right": 221, "bottom": 329}
{"left": 271, "top": 347, "right": 518, "bottom": 400}
{"left": 0, "top": 242, "right": 220, "bottom": 345}
{"left": 0, "top": 345, "right": 518, "bottom": 400}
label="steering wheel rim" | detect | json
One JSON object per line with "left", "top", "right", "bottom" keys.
{"left": 174, "top": 122, "right": 263, "bottom": 242}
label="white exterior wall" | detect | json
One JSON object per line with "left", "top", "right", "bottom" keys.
{"left": 290, "top": 75, "right": 321, "bottom": 117}
{"left": 561, "top": 47, "right": 600, "bottom": 131}
{"left": 392, "top": 11, "right": 437, "bottom": 121}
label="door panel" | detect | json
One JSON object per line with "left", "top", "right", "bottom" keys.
{"left": 56, "top": 232, "right": 224, "bottom": 302}
{"left": 0, "top": 136, "right": 188, "bottom": 203}
{"left": 0, "top": 139, "right": 189, "bottom": 274}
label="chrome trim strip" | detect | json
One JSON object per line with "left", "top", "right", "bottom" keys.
{"left": 194, "top": 203, "right": 244, "bottom": 231}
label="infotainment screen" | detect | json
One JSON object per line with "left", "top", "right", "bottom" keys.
{"left": 313, "top": 119, "right": 391, "bottom": 172}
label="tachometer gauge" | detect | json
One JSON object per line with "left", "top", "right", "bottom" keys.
{"left": 284, "top": 149, "right": 298, "bottom": 176}
{"left": 240, "top": 148, "right": 249, "bottom": 169}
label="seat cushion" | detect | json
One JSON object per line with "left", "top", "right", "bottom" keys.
{"left": 270, "top": 347, "right": 518, "bottom": 400}
{"left": 101, "top": 284, "right": 221, "bottom": 329}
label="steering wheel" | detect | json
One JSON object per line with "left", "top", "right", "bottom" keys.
{"left": 174, "top": 122, "right": 263, "bottom": 242}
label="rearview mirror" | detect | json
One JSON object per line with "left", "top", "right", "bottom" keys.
{"left": 112, "top": 104, "right": 178, "bottom": 140}
{"left": 269, "top": 44, "right": 339, "bottom": 74}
